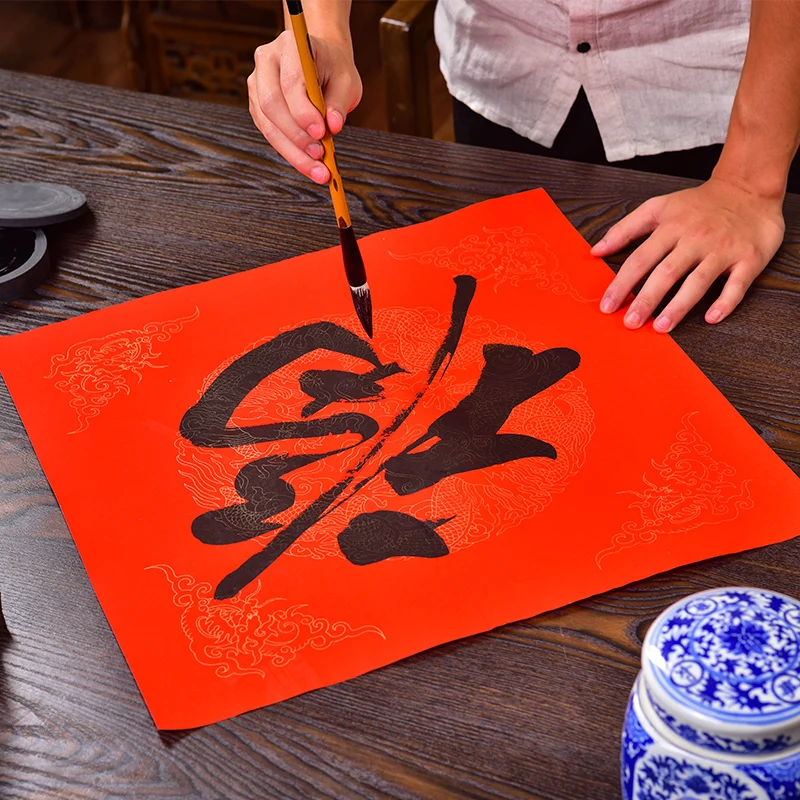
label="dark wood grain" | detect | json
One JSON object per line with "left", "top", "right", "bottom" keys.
{"left": 0, "top": 70, "right": 798, "bottom": 800}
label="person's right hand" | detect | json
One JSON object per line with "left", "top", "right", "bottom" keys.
{"left": 247, "top": 31, "right": 362, "bottom": 184}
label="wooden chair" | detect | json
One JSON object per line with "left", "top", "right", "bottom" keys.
{"left": 380, "top": 0, "right": 439, "bottom": 137}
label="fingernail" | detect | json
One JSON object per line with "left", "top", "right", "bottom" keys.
{"left": 310, "top": 164, "right": 328, "bottom": 183}
{"left": 624, "top": 310, "right": 641, "bottom": 328}
{"left": 307, "top": 123, "right": 324, "bottom": 139}
{"left": 707, "top": 308, "right": 723, "bottom": 323}
{"left": 592, "top": 238, "right": 606, "bottom": 253}
{"left": 329, "top": 110, "right": 343, "bottom": 127}
{"left": 307, "top": 141, "right": 324, "bottom": 159}
{"left": 654, "top": 315, "right": 671, "bottom": 333}
{"left": 600, "top": 296, "right": 615, "bottom": 314}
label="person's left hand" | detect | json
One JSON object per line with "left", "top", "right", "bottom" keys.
{"left": 591, "top": 175, "right": 785, "bottom": 332}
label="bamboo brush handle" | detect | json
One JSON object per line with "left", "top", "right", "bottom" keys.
{"left": 288, "top": 8, "right": 352, "bottom": 228}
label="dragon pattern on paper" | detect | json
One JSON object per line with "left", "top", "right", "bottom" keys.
{"left": 148, "top": 564, "right": 384, "bottom": 679}
{"left": 596, "top": 413, "right": 753, "bottom": 566}
{"left": 46, "top": 308, "right": 199, "bottom": 433}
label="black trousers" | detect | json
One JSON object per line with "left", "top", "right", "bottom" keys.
{"left": 453, "top": 89, "right": 800, "bottom": 194}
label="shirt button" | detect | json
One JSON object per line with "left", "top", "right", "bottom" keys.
{"left": 577, "top": 41, "right": 591, "bottom": 53}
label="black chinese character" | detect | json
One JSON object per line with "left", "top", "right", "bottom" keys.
{"left": 180, "top": 276, "right": 580, "bottom": 599}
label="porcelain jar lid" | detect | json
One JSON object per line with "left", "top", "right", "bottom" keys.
{"left": 642, "top": 587, "right": 800, "bottom": 757}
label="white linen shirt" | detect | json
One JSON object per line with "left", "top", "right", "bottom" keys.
{"left": 434, "top": 0, "right": 751, "bottom": 162}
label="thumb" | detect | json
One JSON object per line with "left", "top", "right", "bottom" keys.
{"left": 326, "top": 108, "right": 345, "bottom": 135}
{"left": 323, "top": 71, "right": 362, "bottom": 134}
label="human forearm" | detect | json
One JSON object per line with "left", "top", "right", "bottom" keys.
{"left": 713, "top": 0, "right": 800, "bottom": 199}
{"left": 590, "top": 1, "right": 798, "bottom": 332}
{"left": 283, "top": 0, "right": 353, "bottom": 45}
{"left": 593, "top": 1, "right": 794, "bottom": 333}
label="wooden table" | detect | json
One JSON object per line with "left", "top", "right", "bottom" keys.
{"left": 0, "top": 70, "right": 798, "bottom": 800}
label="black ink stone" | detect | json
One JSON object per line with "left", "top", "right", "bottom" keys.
{"left": 0, "top": 228, "right": 50, "bottom": 302}
{"left": 0, "top": 182, "right": 87, "bottom": 227}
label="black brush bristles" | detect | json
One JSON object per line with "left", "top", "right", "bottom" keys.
{"left": 339, "top": 224, "right": 373, "bottom": 338}
{"left": 350, "top": 284, "right": 373, "bottom": 339}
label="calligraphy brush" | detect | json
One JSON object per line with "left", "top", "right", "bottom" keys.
{"left": 287, "top": 0, "right": 373, "bottom": 339}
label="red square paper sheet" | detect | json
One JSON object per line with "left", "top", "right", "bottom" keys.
{"left": 1, "top": 189, "right": 797, "bottom": 729}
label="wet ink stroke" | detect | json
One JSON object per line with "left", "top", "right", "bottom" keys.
{"left": 179, "top": 276, "right": 581, "bottom": 599}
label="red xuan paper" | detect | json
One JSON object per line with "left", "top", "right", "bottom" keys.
{"left": 0, "top": 189, "right": 797, "bottom": 729}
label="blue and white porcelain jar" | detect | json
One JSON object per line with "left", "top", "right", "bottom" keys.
{"left": 621, "top": 587, "right": 800, "bottom": 799}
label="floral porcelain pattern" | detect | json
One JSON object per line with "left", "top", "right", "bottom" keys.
{"left": 648, "top": 692, "right": 795, "bottom": 756}
{"left": 622, "top": 689, "right": 800, "bottom": 800}
{"left": 648, "top": 589, "right": 800, "bottom": 727}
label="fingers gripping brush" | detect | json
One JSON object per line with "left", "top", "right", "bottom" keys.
{"left": 287, "top": 0, "right": 374, "bottom": 338}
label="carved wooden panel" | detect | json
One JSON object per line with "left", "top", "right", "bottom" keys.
{"left": 123, "top": 1, "right": 283, "bottom": 105}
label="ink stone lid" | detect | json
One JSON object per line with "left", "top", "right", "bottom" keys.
{"left": 0, "top": 182, "right": 86, "bottom": 227}
{"left": 641, "top": 587, "right": 800, "bottom": 757}
{"left": 0, "top": 181, "right": 87, "bottom": 302}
